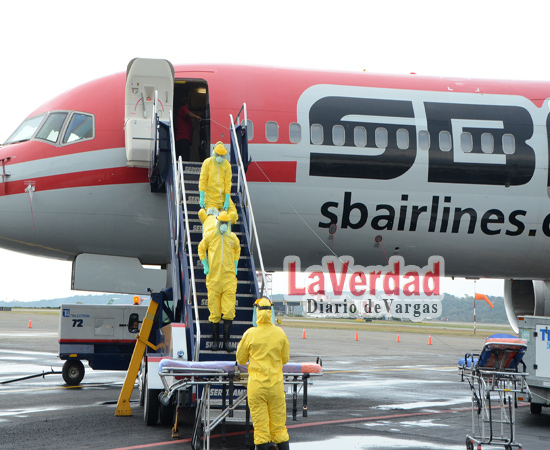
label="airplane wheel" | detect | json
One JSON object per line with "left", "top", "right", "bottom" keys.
{"left": 144, "top": 373, "right": 160, "bottom": 426}
{"left": 465, "top": 438, "right": 474, "bottom": 450}
{"left": 62, "top": 360, "right": 85, "bottom": 386}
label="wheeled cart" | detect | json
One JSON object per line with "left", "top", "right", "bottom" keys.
{"left": 157, "top": 358, "right": 323, "bottom": 450}
{"left": 458, "top": 334, "right": 531, "bottom": 450}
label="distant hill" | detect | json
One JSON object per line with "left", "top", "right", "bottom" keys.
{"left": 440, "top": 294, "right": 507, "bottom": 323}
{"left": 0, "top": 293, "right": 145, "bottom": 309}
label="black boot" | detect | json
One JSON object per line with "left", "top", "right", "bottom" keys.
{"left": 277, "top": 441, "right": 290, "bottom": 450}
{"left": 255, "top": 444, "right": 271, "bottom": 450}
{"left": 211, "top": 322, "right": 219, "bottom": 351}
{"left": 223, "top": 319, "right": 233, "bottom": 352}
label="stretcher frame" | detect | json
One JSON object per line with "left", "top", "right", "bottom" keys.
{"left": 158, "top": 359, "right": 322, "bottom": 450}
{"left": 458, "top": 336, "right": 531, "bottom": 450}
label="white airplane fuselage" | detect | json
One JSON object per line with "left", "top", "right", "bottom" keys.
{"left": 1, "top": 64, "right": 550, "bottom": 282}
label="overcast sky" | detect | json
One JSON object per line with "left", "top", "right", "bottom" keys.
{"left": 1, "top": 0, "right": 548, "bottom": 301}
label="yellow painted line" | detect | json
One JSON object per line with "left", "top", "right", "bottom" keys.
{"left": 0, "top": 235, "right": 73, "bottom": 255}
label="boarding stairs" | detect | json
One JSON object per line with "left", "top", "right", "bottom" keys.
{"left": 156, "top": 104, "right": 266, "bottom": 362}
{"left": 148, "top": 102, "right": 266, "bottom": 443}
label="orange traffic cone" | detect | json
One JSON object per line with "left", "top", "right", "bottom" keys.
{"left": 396, "top": 334, "right": 400, "bottom": 343}
{"left": 428, "top": 334, "right": 432, "bottom": 345}
{"left": 302, "top": 329, "right": 306, "bottom": 339}
{"left": 28, "top": 320, "right": 32, "bottom": 328}
{"left": 355, "top": 331, "right": 359, "bottom": 341}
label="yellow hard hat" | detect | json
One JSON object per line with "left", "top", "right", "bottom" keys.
{"left": 214, "top": 141, "right": 227, "bottom": 156}
{"left": 218, "top": 210, "right": 231, "bottom": 222}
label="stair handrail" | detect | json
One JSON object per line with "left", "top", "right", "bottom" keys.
{"left": 177, "top": 156, "right": 201, "bottom": 361}
{"left": 232, "top": 104, "right": 247, "bottom": 194}
{"left": 229, "top": 107, "right": 268, "bottom": 297}
{"left": 168, "top": 110, "right": 181, "bottom": 256}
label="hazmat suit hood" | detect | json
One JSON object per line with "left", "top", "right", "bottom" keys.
{"left": 212, "top": 141, "right": 228, "bottom": 163}
{"left": 255, "top": 298, "right": 273, "bottom": 326}
{"left": 256, "top": 299, "right": 272, "bottom": 325}
{"left": 216, "top": 210, "right": 232, "bottom": 234}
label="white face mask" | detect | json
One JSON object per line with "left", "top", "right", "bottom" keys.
{"left": 219, "top": 223, "right": 228, "bottom": 235}
{"left": 215, "top": 155, "right": 224, "bottom": 164}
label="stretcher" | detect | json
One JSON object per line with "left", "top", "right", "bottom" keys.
{"left": 158, "top": 358, "right": 323, "bottom": 450}
{"left": 458, "top": 334, "right": 531, "bottom": 450}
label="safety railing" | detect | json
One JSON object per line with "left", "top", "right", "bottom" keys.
{"left": 229, "top": 104, "right": 268, "bottom": 297}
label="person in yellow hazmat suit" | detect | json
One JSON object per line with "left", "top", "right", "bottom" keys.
{"left": 199, "top": 141, "right": 238, "bottom": 225}
{"left": 236, "top": 298, "right": 291, "bottom": 450}
{"left": 198, "top": 210, "right": 240, "bottom": 352}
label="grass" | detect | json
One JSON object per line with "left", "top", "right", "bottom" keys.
{"left": 279, "top": 317, "right": 513, "bottom": 336}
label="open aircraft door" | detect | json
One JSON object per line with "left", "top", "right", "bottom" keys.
{"left": 125, "top": 58, "right": 174, "bottom": 167}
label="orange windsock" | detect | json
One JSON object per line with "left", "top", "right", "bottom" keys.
{"left": 475, "top": 293, "right": 494, "bottom": 308}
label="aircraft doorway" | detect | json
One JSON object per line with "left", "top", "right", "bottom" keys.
{"left": 174, "top": 80, "right": 210, "bottom": 163}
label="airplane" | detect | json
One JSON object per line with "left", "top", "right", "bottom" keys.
{"left": 1, "top": 58, "right": 550, "bottom": 331}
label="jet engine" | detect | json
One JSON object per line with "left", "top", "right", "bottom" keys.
{"left": 504, "top": 279, "right": 550, "bottom": 333}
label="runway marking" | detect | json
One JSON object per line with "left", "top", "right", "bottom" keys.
{"left": 325, "top": 366, "right": 456, "bottom": 373}
{"left": 108, "top": 404, "right": 530, "bottom": 449}
{"left": 0, "top": 382, "right": 122, "bottom": 393}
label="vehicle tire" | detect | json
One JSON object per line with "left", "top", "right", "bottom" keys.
{"left": 465, "top": 438, "right": 474, "bottom": 450}
{"left": 530, "top": 402, "right": 543, "bottom": 414}
{"left": 144, "top": 373, "right": 160, "bottom": 426}
{"left": 62, "top": 360, "right": 85, "bottom": 386}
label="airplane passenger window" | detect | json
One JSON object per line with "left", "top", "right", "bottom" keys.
{"left": 460, "top": 132, "right": 473, "bottom": 153}
{"left": 439, "top": 131, "right": 452, "bottom": 152}
{"left": 354, "top": 126, "right": 367, "bottom": 147}
{"left": 396, "top": 128, "right": 409, "bottom": 150}
{"left": 375, "top": 127, "right": 388, "bottom": 149}
{"left": 418, "top": 130, "right": 430, "bottom": 150}
{"left": 266, "top": 121, "right": 279, "bottom": 143}
{"left": 332, "top": 125, "right": 345, "bottom": 146}
{"left": 481, "top": 133, "right": 494, "bottom": 153}
{"left": 311, "top": 124, "right": 323, "bottom": 145}
{"left": 502, "top": 134, "right": 515, "bottom": 154}
{"left": 242, "top": 119, "right": 254, "bottom": 141}
{"left": 62, "top": 113, "right": 94, "bottom": 144}
{"left": 289, "top": 123, "right": 301, "bottom": 144}
{"left": 36, "top": 112, "right": 68, "bottom": 143}
{"left": 3, "top": 114, "right": 46, "bottom": 145}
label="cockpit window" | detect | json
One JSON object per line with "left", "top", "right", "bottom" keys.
{"left": 3, "top": 114, "right": 46, "bottom": 144}
{"left": 63, "top": 113, "right": 94, "bottom": 144}
{"left": 36, "top": 112, "right": 68, "bottom": 143}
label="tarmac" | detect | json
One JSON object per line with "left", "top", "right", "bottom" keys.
{"left": 1, "top": 310, "right": 550, "bottom": 449}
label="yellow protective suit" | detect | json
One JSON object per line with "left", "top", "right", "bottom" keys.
{"left": 199, "top": 145, "right": 238, "bottom": 225}
{"left": 198, "top": 208, "right": 218, "bottom": 236}
{"left": 236, "top": 299, "right": 290, "bottom": 445}
{"left": 198, "top": 215, "right": 241, "bottom": 323}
